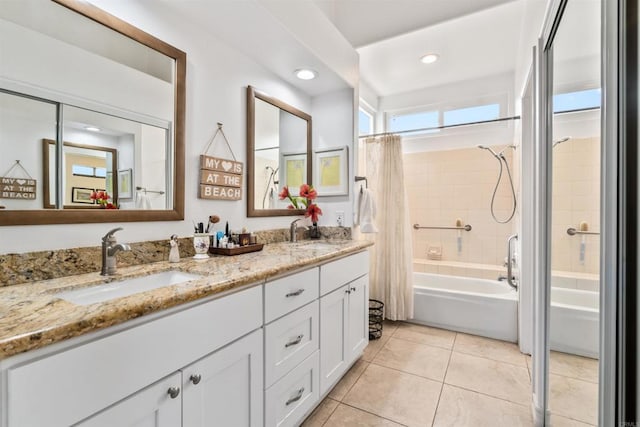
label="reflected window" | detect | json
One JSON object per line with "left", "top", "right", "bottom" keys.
{"left": 389, "top": 110, "right": 439, "bottom": 135}
{"left": 359, "top": 108, "right": 373, "bottom": 136}
{"left": 443, "top": 103, "right": 500, "bottom": 126}
{"left": 553, "top": 88, "right": 601, "bottom": 113}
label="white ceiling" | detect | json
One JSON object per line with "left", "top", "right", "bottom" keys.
{"left": 314, "top": 0, "right": 516, "bottom": 48}
{"left": 354, "top": 1, "right": 526, "bottom": 97}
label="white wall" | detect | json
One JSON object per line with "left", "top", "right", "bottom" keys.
{"left": 0, "top": 0, "right": 357, "bottom": 254}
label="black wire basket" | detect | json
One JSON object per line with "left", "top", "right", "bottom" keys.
{"left": 369, "top": 299, "right": 384, "bottom": 340}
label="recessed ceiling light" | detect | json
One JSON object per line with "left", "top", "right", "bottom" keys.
{"left": 420, "top": 54, "right": 439, "bottom": 64}
{"left": 294, "top": 69, "right": 317, "bottom": 80}
{"left": 85, "top": 126, "right": 101, "bottom": 132}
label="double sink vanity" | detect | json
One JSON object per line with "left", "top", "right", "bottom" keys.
{"left": 0, "top": 239, "right": 372, "bottom": 427}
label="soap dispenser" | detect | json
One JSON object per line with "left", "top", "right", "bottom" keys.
{"left": 169, "top": 234, "right": 180, "bottom": 263}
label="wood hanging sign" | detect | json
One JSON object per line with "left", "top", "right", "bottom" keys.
{"left": 0, "top": 161, "right": 37, "bottom": 200}
{"left": 198, "top": 123, "right": 244, "bottom": 201}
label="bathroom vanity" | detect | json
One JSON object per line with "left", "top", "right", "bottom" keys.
{"left": 0, "top": 240, "right": 371, "bottom": 427}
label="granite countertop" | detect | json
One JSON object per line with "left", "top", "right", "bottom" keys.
{"left": 0, "top": 240, "right": 372, "bottom": 360}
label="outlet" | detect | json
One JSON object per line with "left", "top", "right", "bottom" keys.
{"left": 336, "top": 211, "right": 345, "bottom": 226}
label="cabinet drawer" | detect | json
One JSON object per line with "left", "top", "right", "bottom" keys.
{"left": 7, "top": 285, "right": 263, "bottom": 427}
{"left": 265, "top": 301, "right": 319, "bottom": 388}
{"left": 265, "top": 267, "right": 319, "bottom": 323}
{"left": 265, "top": 351, "right": 320, "bottom": 427}
{"left": 320, "top": 251, "right": 369, "bottom": 295}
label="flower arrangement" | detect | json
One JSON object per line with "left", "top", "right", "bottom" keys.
{"left": 279, "top": 183, "right": 323, "bottom": 223}
{"left": 90, "top": 190, "right": 118, "bottom": 209}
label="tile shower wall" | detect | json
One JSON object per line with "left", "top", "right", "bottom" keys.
{"left": 551, "top": 136, "right": 600, "bottom": 276}
{"left": 403, "top": 146, "right": 516, "bottom": 274}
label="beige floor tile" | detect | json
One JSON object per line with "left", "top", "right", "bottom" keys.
{"left": 344, "top": 363, "right": 442, "bottom": 427}
{"left": 550, "top": 351, "right": 599, "bottom": 383}
{"left": 328, "top": 359, "right": 369, "bottom": 401}
{"left": 301, "top": 398, "right": 339, "bottom": 427}
{"left": 454, "top": 333, "right": 527, "bottom": 366}
{"left": 445, "top": 352, "right": 531, "bottom": 405}
{"left": 362, "top": 334, "right": 391, "bottom": 362}
{"left": 383, "top": 319, "right": 400, "bottom": 335}
{"left": 392, "top": 322, "right": 456, "bottom": 349}
{"left": 433, "top": 384, "right": 533, "bottom": 427}
{"left": 373, "top": 337, "right": 451, "bottom": 381}
{"left": 324, "top": 404, "right": 405, "bottom": 427}
{"left": 549, "top": 374, "right": 598, "bottom": 425}
{"left": 549, "top": 414, "right": 595, "bottom": 427}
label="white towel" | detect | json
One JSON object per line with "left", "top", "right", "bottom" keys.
{"left": 357, "top": 188, "right": 378, "bottom": 233}
{"left": 136, "top": 192, "right": 152, "bottom": 209}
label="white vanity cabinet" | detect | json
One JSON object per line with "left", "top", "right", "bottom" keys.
{"left": 2, "top": 285, "right": 263, "bottom": 427}
{"left": 319, "top": 251, "right": 369, "bottom": 395}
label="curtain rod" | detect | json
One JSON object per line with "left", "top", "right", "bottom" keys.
{"left": 358, "top": 115, "right": 521, "bottom": 139}
{"left": 358, "top": 105, "right": 601, "bottom": 140}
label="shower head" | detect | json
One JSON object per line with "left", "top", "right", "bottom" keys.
{"left": 477, "top": 144, "right": 499, "bottom": 158}
{"left": 553, "top": 136, "right": 571, "bottom": 147}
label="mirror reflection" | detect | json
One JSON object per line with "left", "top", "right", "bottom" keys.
{"left": 247, "top": 86, "right": 312, "bottom": 217}
{"left": 0, "top": 0, "right": 185, "bottom": 224}
{"left": 548, "top": 0, "right": 601, "bottom": 424}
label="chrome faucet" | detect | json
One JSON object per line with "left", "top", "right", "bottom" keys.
{"left": 290, "top": 218, "right": 304, "bottom": 242}
{"left": 101, "top": 227, "right": 131, "bottom": 275}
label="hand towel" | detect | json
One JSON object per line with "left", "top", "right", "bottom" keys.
{"left": 136, "top": 192, "right": 152, "bottom": 209}
{"left": 358, "top": 188, "right": 378, "bottom": 233}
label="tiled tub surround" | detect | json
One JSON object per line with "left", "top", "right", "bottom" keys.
{"left": 0, "top": 238, "right": 368, "bottom": 359}
{"left": 0, "top": 226, "right": 351, "bottom": 287}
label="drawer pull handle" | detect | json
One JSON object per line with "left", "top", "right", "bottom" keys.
{"left": 286, "top": 289, "right": 305, "bottom": 298}
{"left": 167, "top": 387, "right": 180, "bottom": 399}
{"left": 350, "top": 286, "right": 357, "bottom": 292}
{"left": 285, "top": 334, "right": 304, "bottom": 348}
{"left": 345, "top": 289, "right": 351, "bottom": 294}
{"left": 285, "top": 387, "right": 305, "bottom": 406}
{"left": 190, "top": 374, "right": 202, "bottom": 385}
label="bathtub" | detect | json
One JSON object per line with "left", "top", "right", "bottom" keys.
{"left": 550, "top": 287, "right": 599, "bottom": 358}
{"left": 412, "top": 273, "right": 518, "bottom": 342}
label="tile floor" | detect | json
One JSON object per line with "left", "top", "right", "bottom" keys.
{"left": 302, "top": 321, "right": 599, "bottom": 427}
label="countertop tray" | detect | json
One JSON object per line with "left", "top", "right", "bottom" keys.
{"left": 208, "top": 243, "right": 264, "bottom": 256}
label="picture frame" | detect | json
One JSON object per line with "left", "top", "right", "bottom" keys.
{"left": 118, "top": 169, "right": 133, "bottom": 199}
{"left": 280, "top": 152, "right": 307, "bottom": 196}
{"left": 71, "top": 187, "right": 95, "bottom": 204}
{"left": 313, "top": 146, "right": 348, "bottom": 196}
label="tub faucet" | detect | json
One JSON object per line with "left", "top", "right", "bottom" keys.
{"left": 101, "top": 227, "right": 131, "bottom": 275}
{"left": 290, "top": 218, "right": 304, "bottom": 242}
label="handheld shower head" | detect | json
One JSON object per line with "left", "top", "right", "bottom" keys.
{"left": 477, "top": 145, "right": 499, "bottom": 158}
{"left": 553, "top": 136, "right": 571, "bottom": 147}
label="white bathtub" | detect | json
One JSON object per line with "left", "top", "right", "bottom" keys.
{"left": 550, "top": 287, "right": 599, "bottom": 358}
{"left": 412, "top": 273, "right": 518, "bottom": 342}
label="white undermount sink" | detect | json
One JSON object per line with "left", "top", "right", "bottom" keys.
{"left": 56, "top": 271, "right": 203, "bottom": 306}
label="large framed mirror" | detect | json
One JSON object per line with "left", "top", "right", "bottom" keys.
{"left": 246, "top": 86, "right": 312, "bottom": 217}
{"left": 0, "top": 0, "right": 185, "bottom": 225}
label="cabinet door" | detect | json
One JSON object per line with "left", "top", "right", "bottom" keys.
{"left": 182, "top": 329, "right": 263, "bottom": 427}
{"left": 319, "top": 284, "right": 349, "bottom": 395}
{"left": 347, "top": 275, "right": 369, "bottom": 362}
{"left": 76, "top": 372, "right": 182, "bottom": 427}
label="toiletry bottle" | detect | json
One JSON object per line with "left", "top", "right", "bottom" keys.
{"left": 169, "top": 234, "right": 180, "bottom": 263}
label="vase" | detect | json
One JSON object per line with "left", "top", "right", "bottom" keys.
{"left": 310, "top": 222, "right": 320, "bottom": 239}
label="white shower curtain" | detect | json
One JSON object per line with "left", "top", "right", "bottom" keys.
{"left": 364, "top": 134, "right": 414, "bottom": 320}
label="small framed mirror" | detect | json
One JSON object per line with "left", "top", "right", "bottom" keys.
{"left": 246, "top": 86, "right": 312, "bottom": 217}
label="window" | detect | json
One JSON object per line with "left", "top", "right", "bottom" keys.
{"left": 72, "top": 165, "right": 106, "bottom": 178}
{"left": 389, "top": 110, "right": 438, "bottom": 134}
{"left": 443, "top": 104, "right": 500, "bottom": 126}
{"left": 553, "top": 88, "right": 601, "bottom": 113}
{"left": 359, "top": 107, "right": 373, "bottom": 136}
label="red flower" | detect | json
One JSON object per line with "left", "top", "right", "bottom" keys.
{"left": 287, "top": 204, "right": 295, "bottom": 210}
{"left": 90, "top": 191, "right": 97, "bottom": 201}
{"left": 278, "top": 186, "right": 290, "bottom": 200}
{"left": 305, "top": 203, "right": 323, "bottom": 223}
{"left": 105, "top": 202, "right": 117, "bottom": 209}
{"left": 299, "top": 184, "right": 317, "bottom": 200}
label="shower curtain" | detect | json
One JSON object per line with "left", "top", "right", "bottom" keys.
{"left": 364, "top": 134, "right": 414, "bottom": 320}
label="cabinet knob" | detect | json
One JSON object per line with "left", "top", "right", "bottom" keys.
{"left": 285, "top": 334, "right": 304, "bottom": 348}
{"left": 350, "top": 286, "right": 356, "bottom": 292}
{"left": 285, "top": 387, "right": 305, "bottom": 406}
{"left": 286, "top": 289, "right": 305, "bottom": 298}
{"left": 190, "top": 374, "right": 202, "bottom": 385}
{"left": 345, "top": 289, "right": 351, "bottom": 294}
{"left": 167, "top": 387, "right": 180, "bottom": 399}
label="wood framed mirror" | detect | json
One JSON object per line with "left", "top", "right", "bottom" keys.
{"left": 0, "top": 0, "right": 185, "bottom": 225}
{"left": 246, "top": 86, "right": 312, "bottom": 217}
